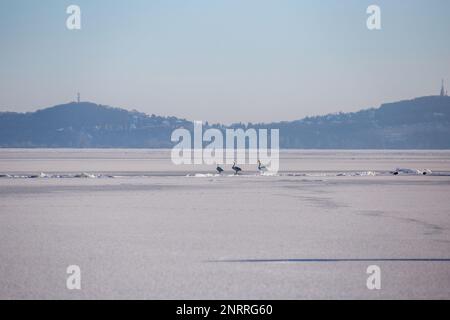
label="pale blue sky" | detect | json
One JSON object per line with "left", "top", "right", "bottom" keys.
{"left": 0, "top": 0, "right": 449, "bottom": 123}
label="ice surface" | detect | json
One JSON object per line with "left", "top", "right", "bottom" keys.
{"left": 0, "top": 149, "right": 449, "bottom": 299}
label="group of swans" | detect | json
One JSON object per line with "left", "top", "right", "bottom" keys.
{"left": 216, "top": 160, "right": 267, "bottom": 175}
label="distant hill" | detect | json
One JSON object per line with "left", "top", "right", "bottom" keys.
{"left": 0, "top": 102, "right": 192, "bottom": 148}
{"left": 257, "top": 95, "right": 450, "bottom": 149}
{"left": 0, "top": 96, "right": 449, "bottom": 148}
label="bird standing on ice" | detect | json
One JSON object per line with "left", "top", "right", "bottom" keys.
{"left": 216, "top": 165, "right": 224, "bottom": 174}
{"left": 257, "top": 160, "right": 267, "bottom": 173}
{"left": 232, "top": 161, "right": 242, "bottom": 175}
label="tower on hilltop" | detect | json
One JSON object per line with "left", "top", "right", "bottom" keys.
{"left": 440, "top": 79, "right": 447, "bottom": 97}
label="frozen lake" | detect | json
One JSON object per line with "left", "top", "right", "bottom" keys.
{"left": 0, "top": 149, "right": 450, "bottom": 299}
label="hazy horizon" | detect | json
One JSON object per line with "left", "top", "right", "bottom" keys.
{"left": 0, "top": 94, "right": 446, "bottom": 125}
{"left": 1, "top": 0, "right": 449, "bottom": 123}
